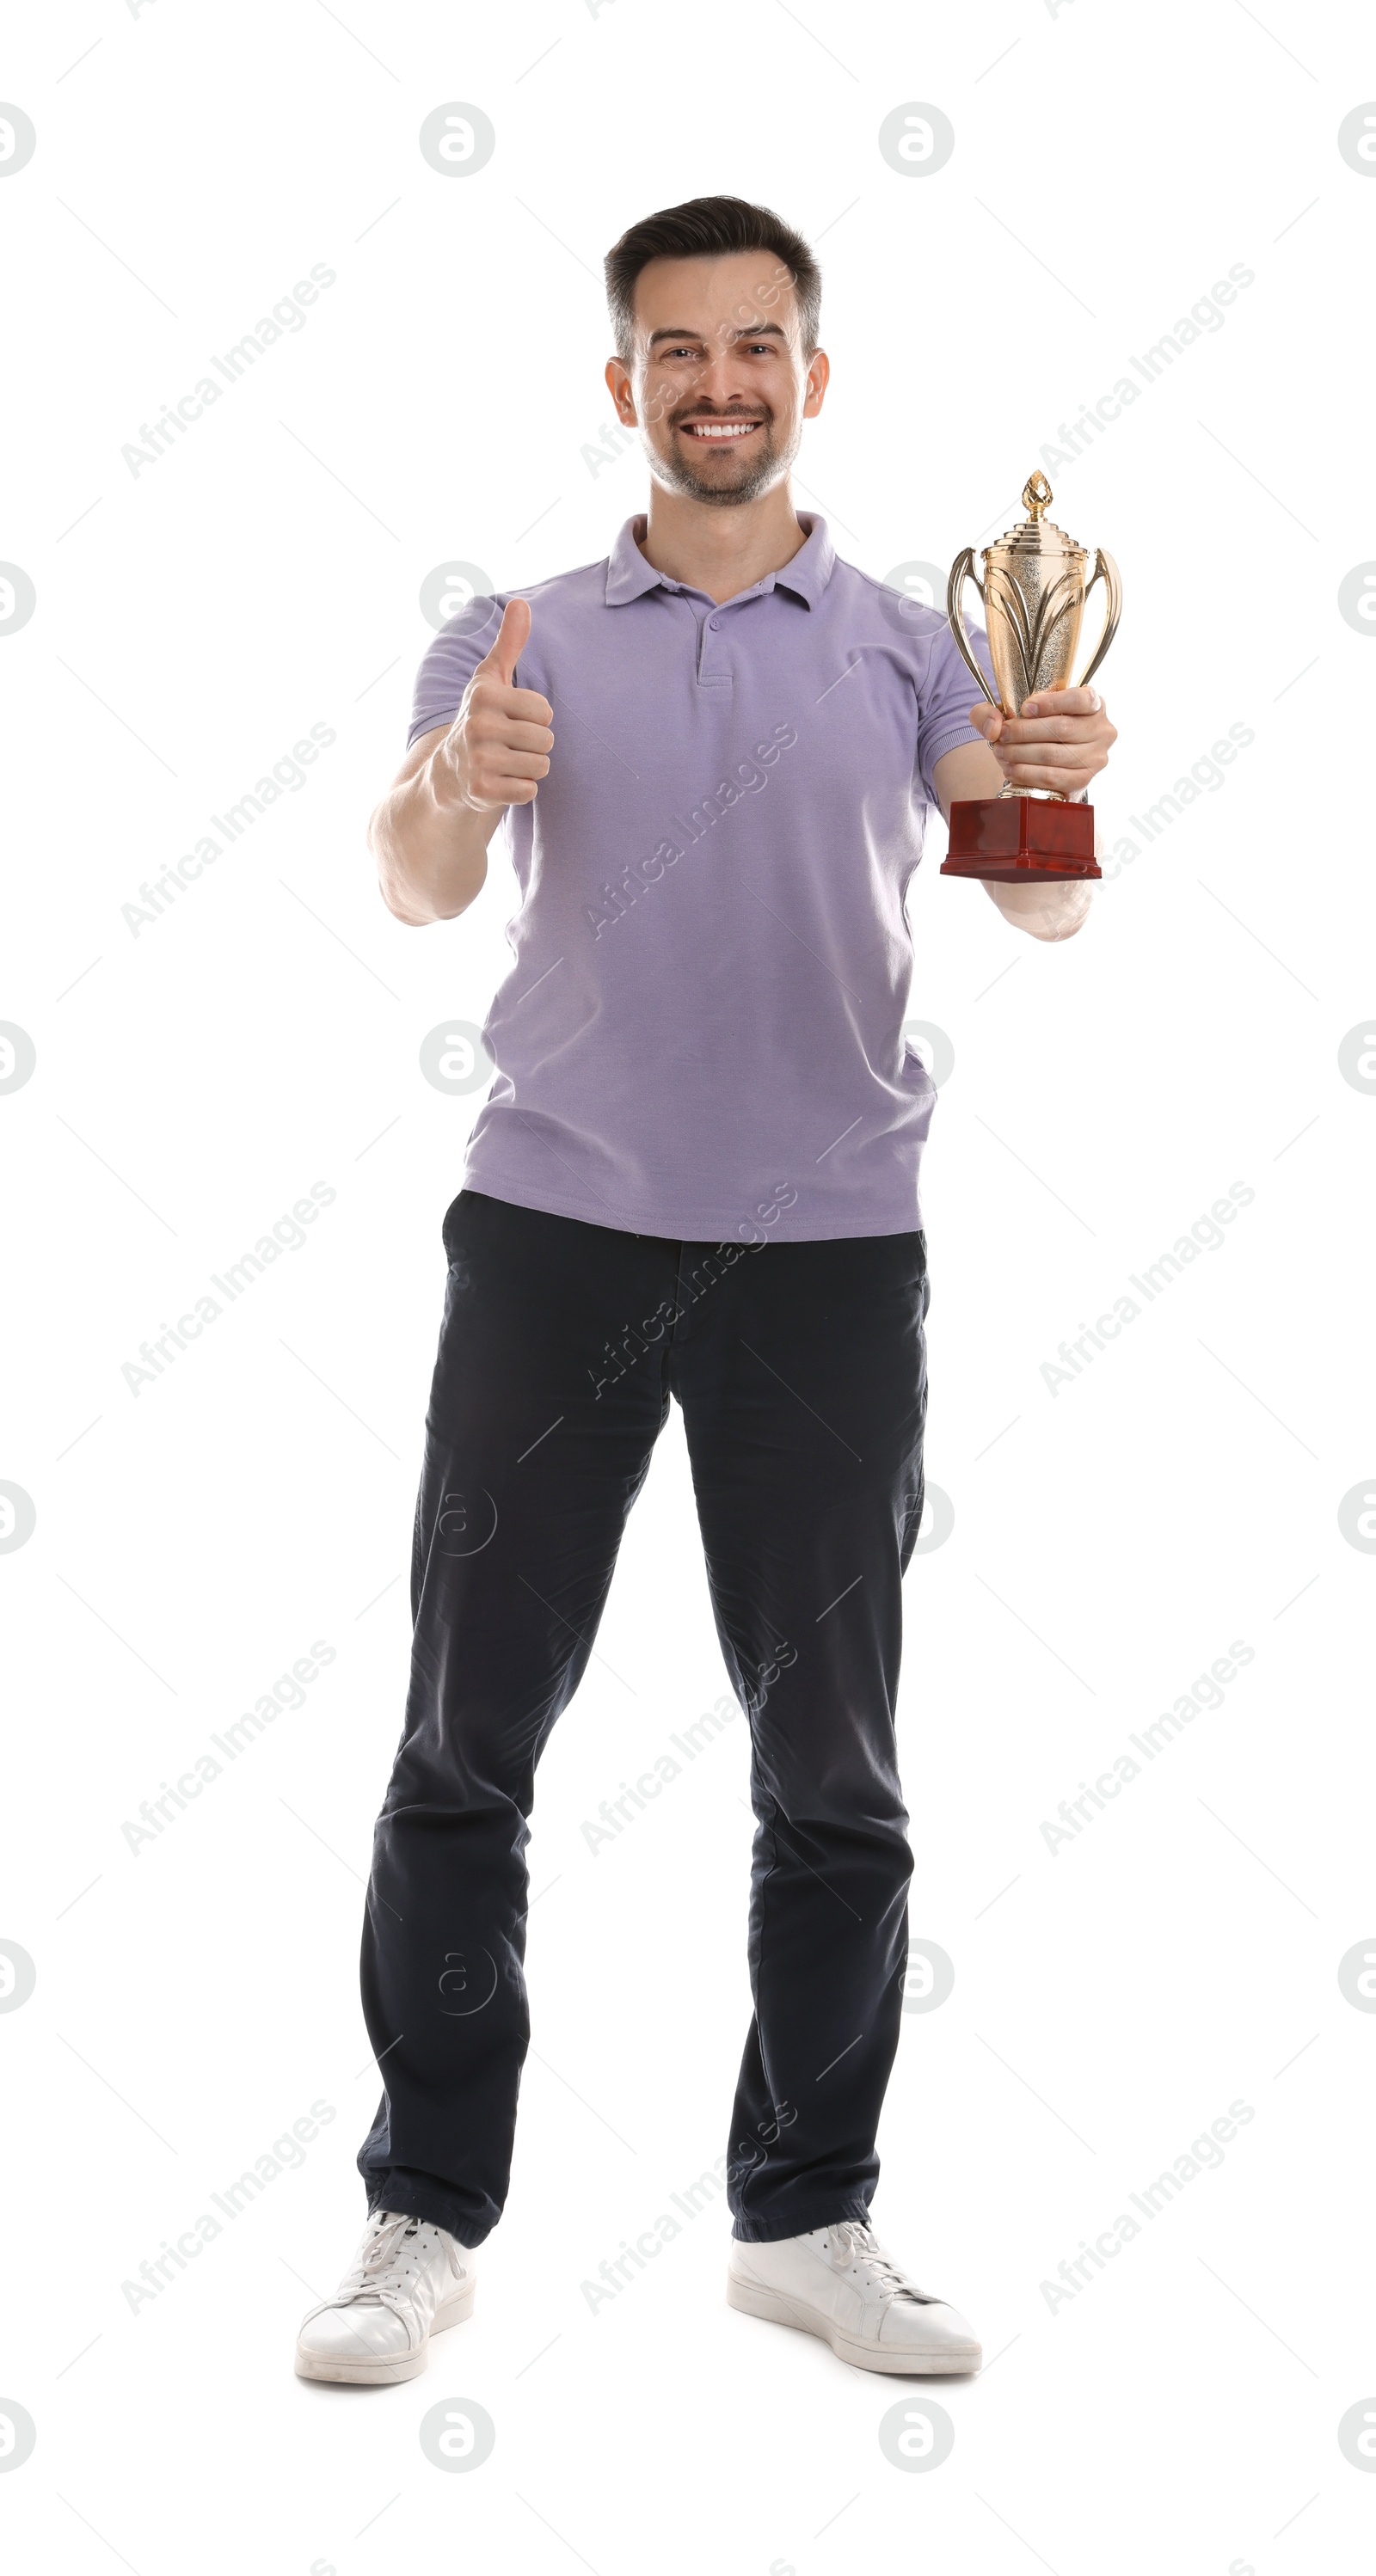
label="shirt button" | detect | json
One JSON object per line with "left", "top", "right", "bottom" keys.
{"left": 710, "top": 617, "right": 719, "bottom": 629}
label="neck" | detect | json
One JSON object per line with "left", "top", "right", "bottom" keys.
{"left": 636, "top": 481, "right": 810, "bottom": 604}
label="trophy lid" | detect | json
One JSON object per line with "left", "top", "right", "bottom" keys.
{"left": 988, "top": 471, "right": 1086, "bottom": 560}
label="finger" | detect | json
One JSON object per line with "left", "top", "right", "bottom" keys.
{"left": 475, "top": 597, "right": 531, "bottom": 686}
{"left": 503, "top": 684, "right": 554, "bottom": 727}
{"left": 994, "top": 745, "right": 1096, "bottom": 782}
{"left": 476, "top": 717, "right": 554, "bottom": 755}
{"left": 472, "top": 774, "right": 542, "bottom": 809}
{"left": 467, "top": 681, "right": 553, "bottom": 727}
{"left": 998, "top": 714, "right": 1103, "bottom": 745}
{"left": 998, "top": 741, "right": 1093, "bottom": 769}
{"left": 477, "top": 750, "right": 549, "bottom": 782}
{"left": 996, "top": 762, "right": 1095, "bottom": 794}
{"left": 1020, "top": 686, "right": 1104, "bottom": 718}
{"left": 968, "top": 701, "right": 1004, "bottom": 744}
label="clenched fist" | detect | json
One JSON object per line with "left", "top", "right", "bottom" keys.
{"left": 967, "top": 683, "right": 1117, "bottom": 797}
{"left": 438, "top": 598, "right": 554, "bottom": 812}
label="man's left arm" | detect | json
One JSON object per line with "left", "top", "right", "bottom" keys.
{"left": 931, "top": 686, "right": 1118, "bottom": 943}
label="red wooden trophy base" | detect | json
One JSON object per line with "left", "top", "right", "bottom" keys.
{"left": 941, "top": 794, "right": 1101, "bottom": 883}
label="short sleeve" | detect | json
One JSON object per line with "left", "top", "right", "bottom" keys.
{"left": 406, "top": 591, "right": 510, "bottom": 749}
{"left": 914, "top": 616, "right": 998, "bottom": 806}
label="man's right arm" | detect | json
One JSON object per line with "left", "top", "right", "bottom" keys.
{"left": 368, "top": 598, "right": 552, "bottom": 928}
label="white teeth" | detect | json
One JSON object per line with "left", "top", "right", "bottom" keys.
{"left": 683, "top": 420, "right": 759, "bottom": 439}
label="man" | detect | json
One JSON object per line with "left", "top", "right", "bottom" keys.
{"left": 295, "top": 195, "right": 1115, "bottom": 2388}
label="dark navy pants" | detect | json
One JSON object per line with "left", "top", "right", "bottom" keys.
{"left": 358, "top": 1187, "right": 930, "bottom": 2246}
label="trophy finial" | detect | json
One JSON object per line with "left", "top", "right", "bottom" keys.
{"left": 1023, "top": 470, "right": 1052, "bottom": 521}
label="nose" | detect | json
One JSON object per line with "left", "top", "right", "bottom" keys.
{"left": 688, "top": 348, "right": 761, "bottom": 409}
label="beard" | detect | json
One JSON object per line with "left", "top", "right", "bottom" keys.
{"left": 650, "top": 406, "right": 802, "bottom": 507}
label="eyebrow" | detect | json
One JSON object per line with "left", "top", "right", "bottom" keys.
{"left": 646, "top": 322, "right": 789, "bottom": 347}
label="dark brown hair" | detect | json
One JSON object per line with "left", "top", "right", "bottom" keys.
{"left": 604, "top": 194, "right": 821, "bottom": 362}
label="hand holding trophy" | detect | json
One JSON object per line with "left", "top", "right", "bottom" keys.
{"left": 941, "top": 472, "right": 1121, "bottom": 883}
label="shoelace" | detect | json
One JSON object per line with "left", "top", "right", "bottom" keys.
{"left": 335, "top": 2211, "right": 439, "bottom": 2309}
{"left": 831, "top": 2221, "right": 933, "bottom": 2304}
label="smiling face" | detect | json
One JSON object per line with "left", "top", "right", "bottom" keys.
{"left": 605, "top": 250, "right": 828, "bottom": 508}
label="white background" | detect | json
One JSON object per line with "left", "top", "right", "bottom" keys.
{"left": 2, "top": 2, "right": 1374, "bottom": 2569}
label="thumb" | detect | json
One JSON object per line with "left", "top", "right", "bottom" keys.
{"left": 476, "top": 597, "right": 531, "bottom": 685}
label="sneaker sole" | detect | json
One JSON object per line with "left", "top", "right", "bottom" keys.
{"left": 294, "top": 2282, "right": 476, "bottom": 2387}
{"left": 726, "top": 2272, "right": 980, "bottom": 2376}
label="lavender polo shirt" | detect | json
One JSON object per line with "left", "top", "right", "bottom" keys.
{"left": 408, "top": 513, "right": 996, "bottom": 1243}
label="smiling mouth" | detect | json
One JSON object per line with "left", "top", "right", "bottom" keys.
{"left": 678, "top": 418, "right": 765, "bottom": 441}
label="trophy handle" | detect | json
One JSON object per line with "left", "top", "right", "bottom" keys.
{"left": 946, "top": 549, "right": 1000, "bottom": 711}
{"left": 1077, "top": 547, "right": 1122, "bottom": 693}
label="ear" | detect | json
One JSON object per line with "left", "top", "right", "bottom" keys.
{"left": 605, "top": 354, "right": 636, "bottom": 425}
{"left": 802, "top": 348, "right": 830, "bottom": 420}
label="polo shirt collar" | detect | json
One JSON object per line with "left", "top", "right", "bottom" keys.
{"left": 605, "top": 512, "right": 836, "bottom": 610}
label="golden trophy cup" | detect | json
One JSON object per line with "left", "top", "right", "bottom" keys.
{"left": 941, "top": 470, "right": 1121, "bottom": 881}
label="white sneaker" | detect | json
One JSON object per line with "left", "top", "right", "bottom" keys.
{"left": 295, "top": 2208, "right": 476, "bottom": 2386}
{"left": 727, "top": 2219, "right": 980, "bottom": 2375}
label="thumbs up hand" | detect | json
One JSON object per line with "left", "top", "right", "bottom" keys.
{"left": 441, "top": 598, "right": 554, "bottom": 813}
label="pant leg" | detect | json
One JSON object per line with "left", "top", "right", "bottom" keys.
{"left": 357, "top": 1189, "right": 678, "bottom": 2245}
{"left": 666, "top": 1225, "right": 930, "bottom": 2243}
